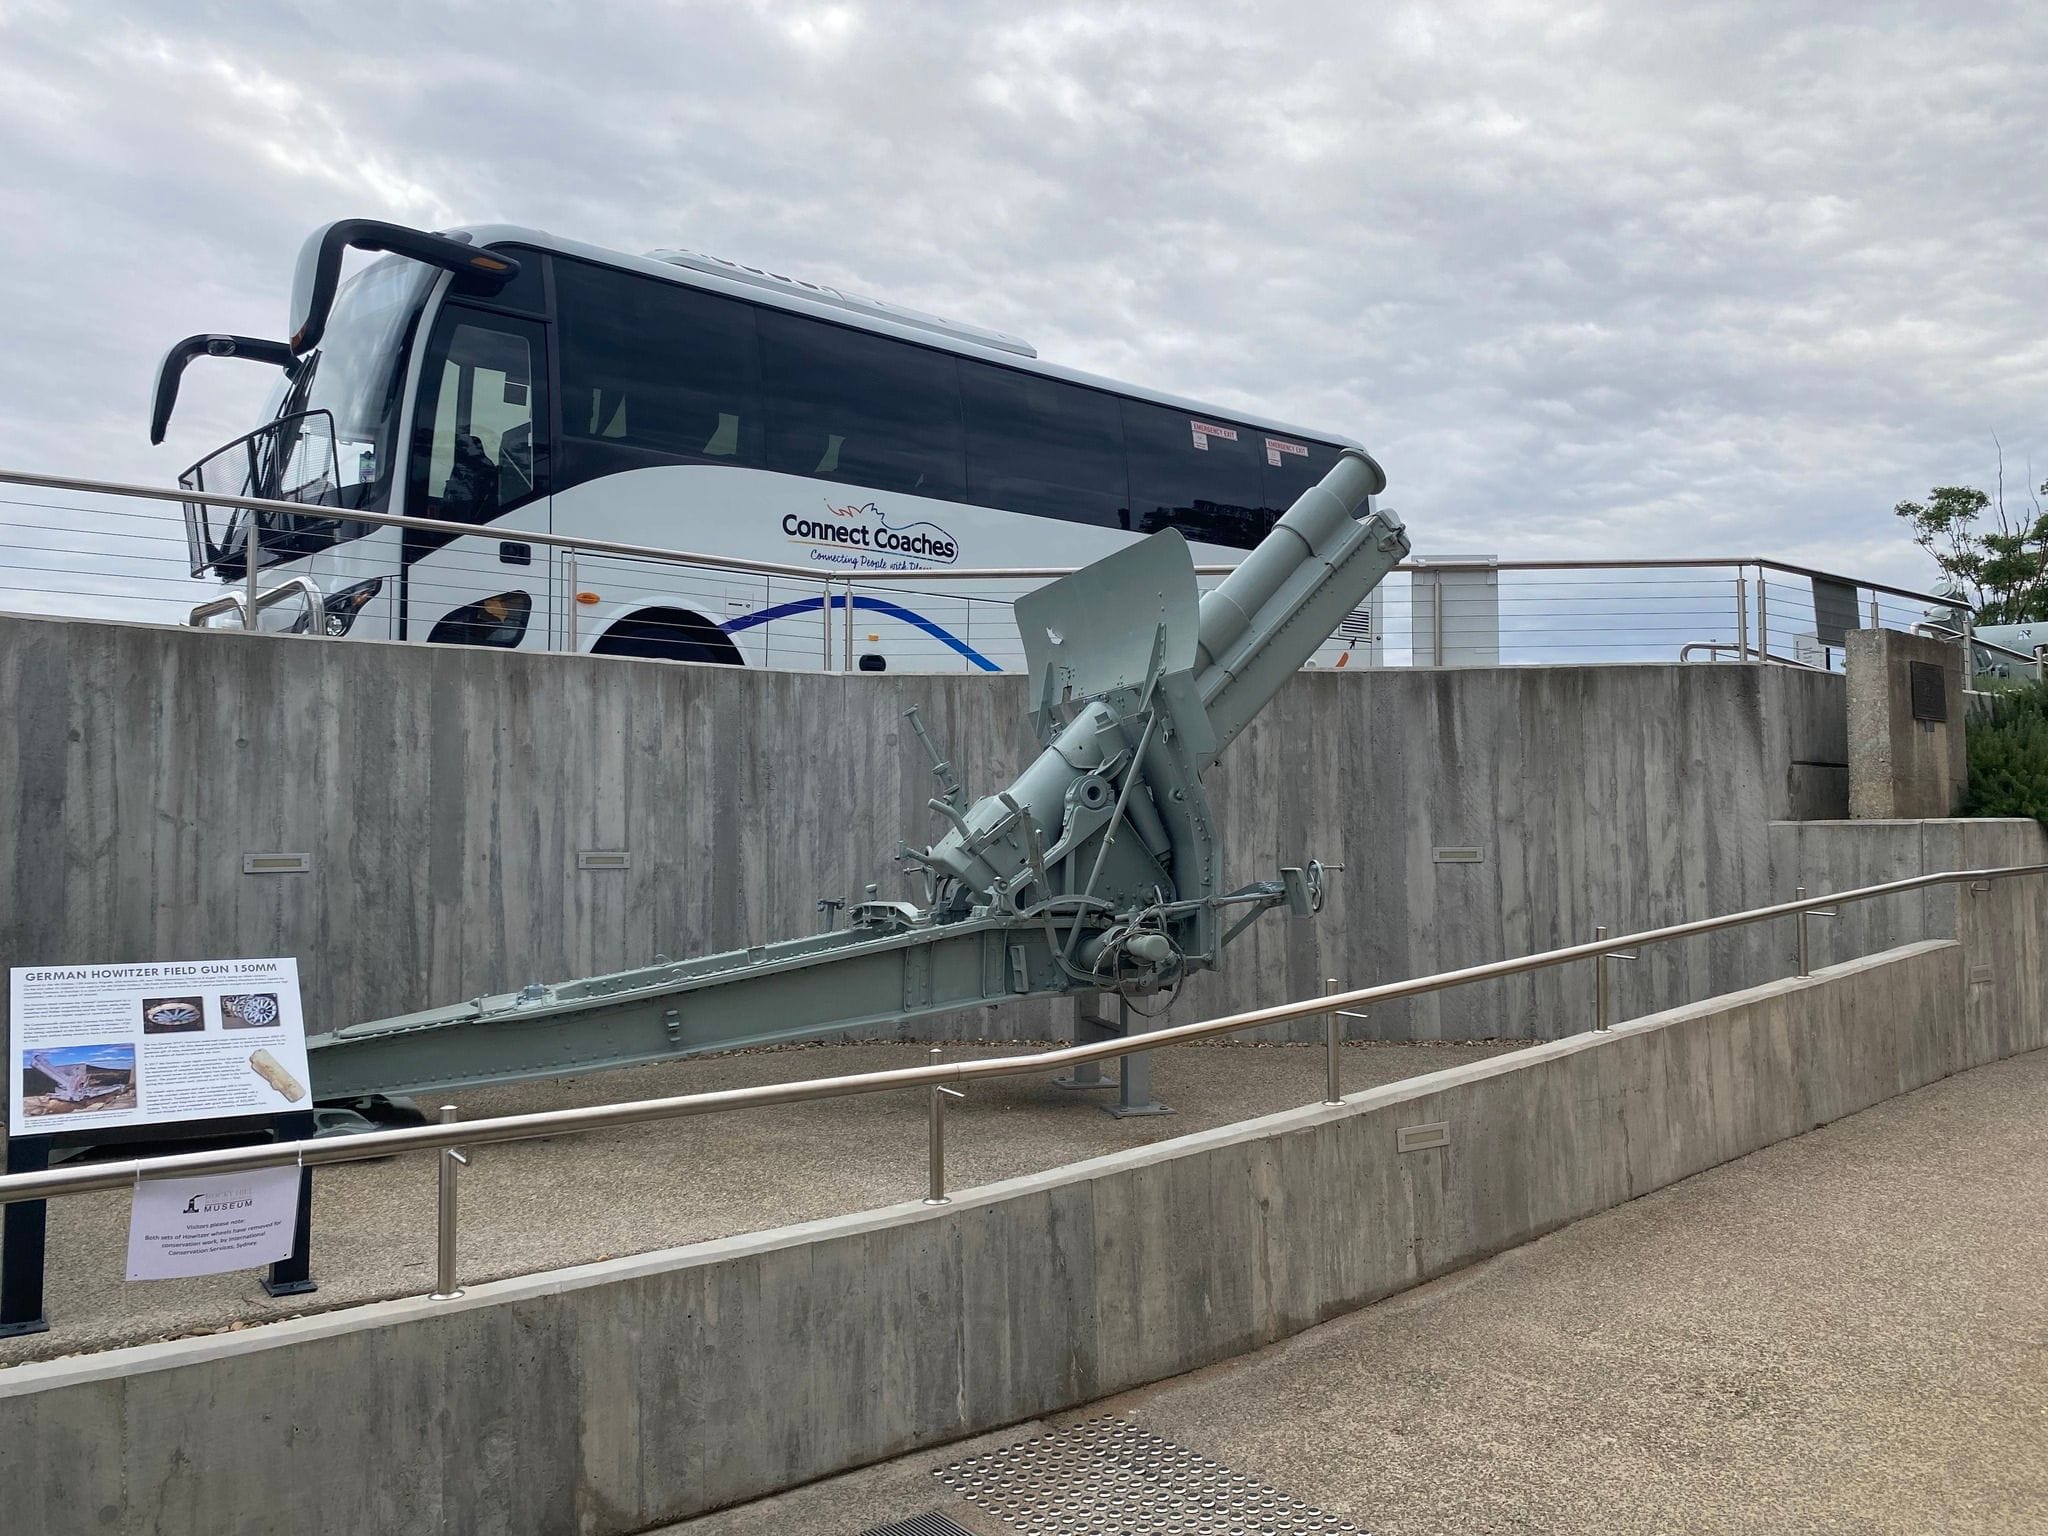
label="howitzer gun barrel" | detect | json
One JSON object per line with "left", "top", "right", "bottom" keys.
{"left": 1195, "top": 447, "right": 1404, "bottom": 757}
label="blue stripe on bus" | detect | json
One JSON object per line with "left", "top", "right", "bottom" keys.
{"left": 721, "top": 594, "right": 1002, "bottom": 672}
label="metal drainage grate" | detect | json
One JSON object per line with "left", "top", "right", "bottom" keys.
{"left": 934, "top": 1415, "right": 1366, "bottom": 1534}
{"left": 858, "top": 1515, "right": 977, "bottom": 1536}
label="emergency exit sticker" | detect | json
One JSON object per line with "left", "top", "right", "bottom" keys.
{"left": 1190, "top": 420, "right": 1238, "bottom": 451}
{"left": 1265, "top": 436, "right": 1308, "bottom": 467}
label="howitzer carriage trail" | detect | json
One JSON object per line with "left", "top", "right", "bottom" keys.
{"left": 307, "top": 450, "right": 1410, "bottom": 1103}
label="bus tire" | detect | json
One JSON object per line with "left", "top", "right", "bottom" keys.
{"left": 590, "top": 608, "right": 745, "bottom": 667}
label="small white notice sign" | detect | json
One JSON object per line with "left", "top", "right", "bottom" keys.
{"left": 126, "top": 1166, "right": 302, "bottom": 1280}
{"left": 9, "top": 958, "right": 311, "bottom": 1137}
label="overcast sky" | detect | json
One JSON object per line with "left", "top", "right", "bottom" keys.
{"left": 1, "top": 0, "right": 2042, "bottom": 614}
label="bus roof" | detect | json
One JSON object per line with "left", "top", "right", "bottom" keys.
{"left": 450, "top": 224, "right": 1367, "bottom": 454}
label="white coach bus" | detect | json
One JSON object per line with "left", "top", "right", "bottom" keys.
{"left": 154, "top": 219, "right": 1384, "bottom": 672}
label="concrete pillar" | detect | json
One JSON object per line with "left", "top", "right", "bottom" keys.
{"left": 1845, "top": 629, "right": 1969, "bottom": 818}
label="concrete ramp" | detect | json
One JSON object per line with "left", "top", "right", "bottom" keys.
{"left": 5, "top": 929, "right": 2036, "bottom": 1535}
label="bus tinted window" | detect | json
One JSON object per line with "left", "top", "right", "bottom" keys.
{"left": 1257, "top": 433, "right": 1344, "bottom": 517}
{"left": 760, "top": 310, "right": 966, "bottom": 501}
{"left": 1121, "top": 400, "right": 1269, "bottom": 549}
{"left": 961, "top": 362, "right": 1127, "bottom": 528}
{"left": 556, "top": 259, "right": 763, "bottom": 484}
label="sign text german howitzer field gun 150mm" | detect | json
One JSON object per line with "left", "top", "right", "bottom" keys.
{"left": 308, "top": 449, "right": 1409, "bottom": 1100}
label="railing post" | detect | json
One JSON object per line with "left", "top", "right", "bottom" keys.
{"left": 1793, "top": 884, "right": 1836, "bottom": 977}
{"left": 1734, "top": 570, "right": 1749, "bottom": 661}
{"left": 1757, "top": 570, "right": 1770, "bottom": 662}
{"left": 1322, "top": 977, "right": 1342, "bottom": 1104}
{"left": 1868, "top": 589, "right": 1881, "bottom": 630}
{"left": 565, "top": 549, "right": 579, "bottom": 654}
{"left": 1594, "top": 924, "right": 1611, "bottom": 1030}
{"left": 821, "top": 578, "right": 833, "bottom": 671}
{"left": 244, "top": 513, "right": 261, "bottom": 631}
{"left": 924, "top": 1045, "right": 964, "bottom": 1205}
{"left": 844, "top": 576, "right": 856, "bottom": 667}
{"left": 1592, "top": 924, "right": 1637, "bottom": 1030}
{"left": 429, "top": 1104, "right": 468, "bottom": 1300}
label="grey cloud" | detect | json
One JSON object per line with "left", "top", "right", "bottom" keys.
{"left": 0, "top": 0, "right": 2042, "bottom": 618}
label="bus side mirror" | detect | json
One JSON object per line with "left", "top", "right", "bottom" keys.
{"left": 290, "top": 220, "right": 521, "bottom": 354}
{"left": 149, "top": 334, "right": 295, "bottom": 445}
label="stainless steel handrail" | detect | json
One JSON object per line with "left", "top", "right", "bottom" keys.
{"left": 0, "top": 465, "right": 1967, "bottom": 608}
{"left": 1, "top": 861, "right": 2038, "bottom": 1209}
{"left": 187, "top": 576, "right": 322, "bottom": 629}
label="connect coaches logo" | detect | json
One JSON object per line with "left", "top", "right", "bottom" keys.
{"left": 781, "top": 500, "right": 959, "bottom": 565}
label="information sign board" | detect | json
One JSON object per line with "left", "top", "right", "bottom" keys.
{"left": 9, "top": 958, "right": 311, "bottom": 1137}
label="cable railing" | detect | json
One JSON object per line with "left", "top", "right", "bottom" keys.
{"left": 0, "top": 861, "right": 2038, "bottom": 1313}
{"left": 0, "top": 464, "right": 1985, "bottom": 674}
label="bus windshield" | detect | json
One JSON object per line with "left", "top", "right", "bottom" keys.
{"left": 276, "top": 255, "right": 435, "bottom": 510}
{"left": 182, "top": 255, "right": 433, "bottom": 575}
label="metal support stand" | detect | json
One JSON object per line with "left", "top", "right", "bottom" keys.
{"left": 1793, "top": 885, "right": 1838, "bottom": 978}
{"left": 1053, "top": 992, "right": 1119, "bottom": 1090}
{"left": 0, "top": 1136, "right": 50, "bottom": 1337}
{"left": 1107, "top": 996, "right": 1173, "bottom": 1118}
{"left": 260, "top": 1110, "right": 318, "bottom": 1297}
{"left": 428, "top": 1104, "right": 468, "bottom": 1300}
{"left": 4, "top": 1110, "right": 317, "bottom": 1334}
{"left": 924, "top": 1046, "right": 964, "bottom": 1204}
{"left": 1592, "top": 924, "right": 1639, "bottom": 1031}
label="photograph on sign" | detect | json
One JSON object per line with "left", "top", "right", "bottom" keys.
{"left": 18, "top": 1044, "right": 138, "bottom": 1121}
{"left": 8, "top": 959, "right": 310, "bottom": 1137}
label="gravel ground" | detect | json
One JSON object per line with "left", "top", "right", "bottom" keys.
{"left": 0, "top": 1037, "right": 1515, "bottom": 1368}
{"left": 671, "top": 1048, "right": 2048, "bottom": 1536}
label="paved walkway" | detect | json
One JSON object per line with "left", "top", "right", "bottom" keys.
{"left": 0, "top": 1038, "right": 1511, "bottom": 1365}
{"left": 671, "top": 1048, "right": 2048, "bottom": 1536}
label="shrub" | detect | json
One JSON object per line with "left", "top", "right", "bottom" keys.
{"left": 1962, "top": 677, "right": 2048, "bottom": 824}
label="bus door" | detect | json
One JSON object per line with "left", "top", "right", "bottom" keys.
{"left": 400, "top": 304, "right": 554, "bottom": 651}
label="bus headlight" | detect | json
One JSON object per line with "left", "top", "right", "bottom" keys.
{"left": 323, "top": 577, "right": 383, "bottom": 636}
{"left": 427, "top": 591, "right": 533, "bottom": 649}
{"left": 288, "top": 577, "right": 383, "bottom": 636}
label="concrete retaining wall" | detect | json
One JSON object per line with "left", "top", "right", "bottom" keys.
{"left": 8, "top": 931, "right": 2039, "bottom": 1535}
{"left": 0, "top": 612, "right": 1848, "bottom": 1047}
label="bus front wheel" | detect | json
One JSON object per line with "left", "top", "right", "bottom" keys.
{"left": 590, "top": 608, "right": 745, "bottom": 667}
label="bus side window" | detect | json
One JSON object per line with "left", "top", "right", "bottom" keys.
{"left": 408, "top": 309, "right": 550, "bottom": 541}
{"left": 960, "top": 362, "right": 1127, "bottom": 529}
{"left": 1121, "top": 399, "right": 1266, "bottom": 550}
{"left": 555, "top": 258, "right": 763, "bottom": 489}
{"left": 759, "top": 309, "right": 966, "bottom": 502}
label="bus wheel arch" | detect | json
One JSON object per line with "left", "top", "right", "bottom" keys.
{"left": 589, "top": 607, "right": 745, "bottom": 667}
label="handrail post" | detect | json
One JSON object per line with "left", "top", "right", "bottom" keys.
{"left": 1592, "top": 924, "right": 1638, "bottom": 1030}
{"left": 844, "top": 576, "right": 856, "bottom": 668}
{"left": 1757, "top": 570, "right": 1770, "bottom": 662}
{"left": 565, "top": 549, "right": 579, "bottom": 654}
{"left": 821, "top": 578, "right": 832, "bottom": 670}
{"left": 1322, "top": 977, "right": 1341, "bottom": 1104}
{"left": 429, "top": 1105, "right": 468, "bottom": 1300}
{"left": 244, "top": 513, "right": 261, "bottom": 631}
{"left": 1793, "top": 885, "right": 1837, "bottom": 977}
{"left": 1735, "top": 571, "right": 1748, "bottom": 661}
{"left": 1594, "top": 925, "right": 1610, "bottom": 1030}
{"left": 924, "top": 1045, "right": 964, "bottom": 1205}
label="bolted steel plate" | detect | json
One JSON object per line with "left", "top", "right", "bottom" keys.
{"left": 932, "top": 1415, "right": 1367, "bottom": 1535}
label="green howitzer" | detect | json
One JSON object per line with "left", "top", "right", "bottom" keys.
{"left": 309, "top": 450, "right": 1409, "bottom": 1100}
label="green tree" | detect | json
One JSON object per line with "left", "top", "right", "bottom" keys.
{"left": 1894, "top": 453, "right": 2048, "bottom": 624}
{"left": 1959, "top": 677, "right": 2048, "bottom": 825}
